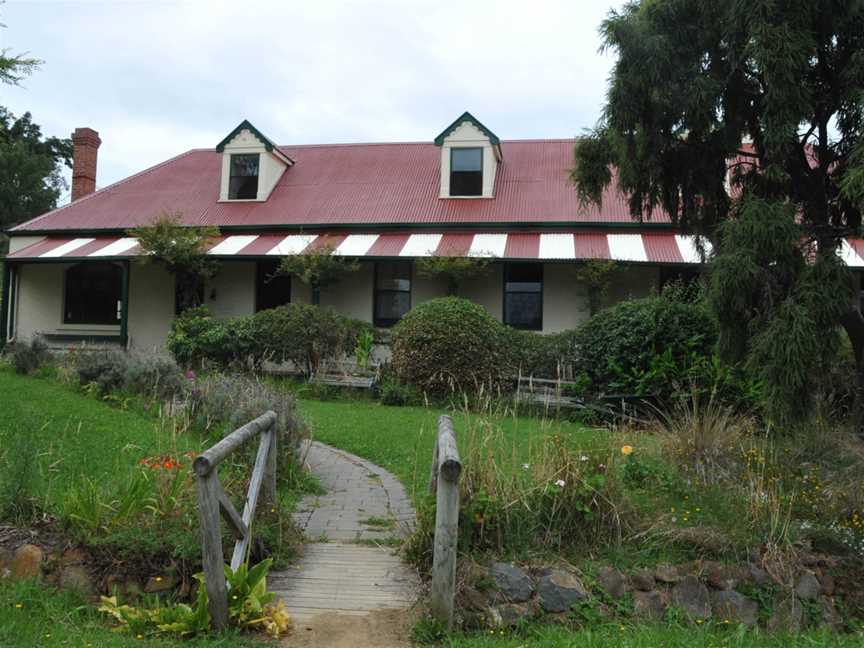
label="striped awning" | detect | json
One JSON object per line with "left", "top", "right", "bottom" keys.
{"left": 12, "top": 231, "right": 864, "bottom": 266}
{"left": 8, "top": 231, "right": 718, "bottom": 264}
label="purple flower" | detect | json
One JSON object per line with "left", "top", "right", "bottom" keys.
{"left": 186, "top": 369, "right": 197, "bottom": 381}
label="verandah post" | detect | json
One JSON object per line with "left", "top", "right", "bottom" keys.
{"left": 119, "top": 260, "right": 130, "bottom": 349}
{"left": 0, "top": 261, "right": 11, "bottom": 347}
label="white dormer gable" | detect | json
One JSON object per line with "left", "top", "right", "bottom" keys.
{"left": 434, "top": 112, "right": 502, "bottom": 199}
{"left": 216, "top": 120, "right": 293, "bottom": 202}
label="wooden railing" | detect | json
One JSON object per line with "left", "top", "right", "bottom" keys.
{"left": 193, "top": 410, "right": 278, "bottom": 630}
{"left": 428, "top": 415, "right": 462, "bottom": 630}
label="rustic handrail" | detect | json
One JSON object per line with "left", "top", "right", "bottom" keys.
{"left": 428, "top": 415, "right": 462, "bottom": 630}
{"left": 194, "top": 410, "right": 278, "bottom": 630}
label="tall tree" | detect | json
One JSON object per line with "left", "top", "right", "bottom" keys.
{"left": 0, "top": 108, "right": 72, "bottom": 234}
{"left": 572, "top": 1, "right": 864, "bottom": 427}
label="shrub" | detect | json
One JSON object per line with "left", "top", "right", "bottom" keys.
{"left": 503, "top": 327, "right": 577, "bottom": 379}
{"left": 5, "top": 336, "right": 51, "bottom": 375}
{"left": 167, "top": 304, "right": 371, "bottom": 376}
{"left": 390, "top": 297, "right": 508, "bottom": 397}
{"left": 70, "top": 348, "right": 187, "bottom": 400}
{"left": 251, "top": 304, "right": 371, "bottom": 376}
{"left": 571, "top": 294, "right": 718, "bottom": 401}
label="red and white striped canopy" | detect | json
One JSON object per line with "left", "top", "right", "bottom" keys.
{"left": 9, "top": 231, "right": 864, "bottom": 267}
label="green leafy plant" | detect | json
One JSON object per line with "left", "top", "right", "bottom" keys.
{"left": 5, "top": 335, "right": 51, "bottom": 375}
{"left": 278, "top": 244, "right": 360, "bottom": 305}
{"left": 572, "top": 259, "right": 620, "bottom": 315}
{"left": 353, "top": 328, "right": 375, "bottom": 371}
{"left": 415, "top": 255, "right": 490, "bottom": 296}
{"left": 130, "top": 212, "right": 219, "bottom": 312}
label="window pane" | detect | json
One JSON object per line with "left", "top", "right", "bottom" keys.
{"left": 64, "top": 262, "right": 122, "bottom": 325}
{"left": 256, "top": 261, "right": 291, "bottom": 311}
{"left": 505, "top": 263, "right": 542, "bottom": 292}
{"left": 504, "top": 293, "right": 542, "bottom": 330}
{"left": 229, "top": 154, "right": 260, "bottom": 199}
{"left": 375, "top": 291, "right": 410, "bottom": 323}
{"left": 376, "top": 261, "right": 411, "bottom": 291}
{"left": 451, "top": 148, "right": 482, "bottom": 171}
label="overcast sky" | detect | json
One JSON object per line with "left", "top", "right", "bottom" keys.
{"left": 1, "top": 0, "right": 622, "bottom": 203}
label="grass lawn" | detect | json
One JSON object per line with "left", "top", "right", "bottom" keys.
{"left": 296, "top": 397, "right": 612, "bottom": 498}
{"left": 0, "top": 579, "right": 261, "bottom": 647}
{"left": 0, "top": 367, "right": 203, "bottom": 510}
{"left": 432, "top": 623, "right": 864, "bottom": 647}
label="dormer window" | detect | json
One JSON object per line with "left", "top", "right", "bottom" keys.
{"left": 450, "top": 148, "right": 483, "bottom": 196}
{"left": 216, "top": 120, "right": 294, "bottom": 202}
{"left": 434, "top": 111, "right": 502, "bottom": 199}
{"left": 229, "top": 154, "right": 260, "bottom": 199}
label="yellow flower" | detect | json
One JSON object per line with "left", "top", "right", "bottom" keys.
{"left": 621, "top": 445, "right": 634, "bottom": 456}
{"left": 14, "top": 603, "right": 22, "bottom": 609}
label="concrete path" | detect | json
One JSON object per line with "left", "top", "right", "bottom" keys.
{"left": 271, "top": 441, "right": 420, "bottom": 627}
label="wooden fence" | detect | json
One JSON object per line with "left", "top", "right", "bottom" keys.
{"left": 428, "top": 415, "right": 462, "bottom": 629}
{"left": 193, "top": 410, "right": 278, "bottom": 630}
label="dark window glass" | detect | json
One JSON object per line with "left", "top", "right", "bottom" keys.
{"left": 450, "top": 147, "right": 483, "bottom": 196}
{"left": 256, "top": 260, "right": 291, "bottom": 311}
{"left": 229, "top": 153, "right": 260, "bottom": 199}
{"left": 375, "top": 261, "right": 411, "bottom": 327}
{"left": 504, "top": 263, "right": 542, "bottom": 330}
{"left": 64, "top": 262, "right": 122, "bottom": 325}
{"left": 174, "top": 277, "right": 205, "bottom": 315}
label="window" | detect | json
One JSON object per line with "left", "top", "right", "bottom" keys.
{"left": 64, "top": 262, "right": 122, "bottom": 325}
{"left": 504, "top": 263, "right": 542, "bottom": 330}
{"left": 256, "top": 260, "right": 291, "bottom": 311}
{"left": 228, "top": 153, "right": 260, "bottom": 199}
{"left": 374, "top": 261, "right": 411, "bottom": 327}
{"left": 450, "top": 147, "right": 483, "bottom": 196}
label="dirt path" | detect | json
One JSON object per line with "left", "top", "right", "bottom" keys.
{"left": 272, "top": 441, "right": 420, "bottom": 647}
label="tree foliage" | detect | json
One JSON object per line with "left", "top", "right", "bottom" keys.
{"left": 572, "top": 0, "right": 864, "bottom": 425}
{"left": 0, "top": 108, "right": 72, "bottom": 234}
{"left": 415, "top": 255, "right": 489, "bottom": 295}
{"left": 278, "top": 245, "right": 359, "bottom": 304}
{"left": 129, "top": 212, "right": 219, "bottom": 312}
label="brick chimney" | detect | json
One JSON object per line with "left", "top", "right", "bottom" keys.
{"left": 71, "top": 127, "right": 101, "bottom": 201}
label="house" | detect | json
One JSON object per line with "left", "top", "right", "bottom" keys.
{"left": 0, "top": 112, "right": 817, "bottom": 351}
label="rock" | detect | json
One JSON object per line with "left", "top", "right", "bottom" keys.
{"left": 60, "top": 548, "right": 89, "bottom": 565}
{"left": 633, "top": 590, "right": 667, "bottom": 620}
{"left": 711, "top": 590, "right": 758, "bottom": 628}
{"left": 144, "top": 574, "right": 177, "bottom": 594}
{"left": 768, "top": 597, "right": 803, "bottom": 633}
{"left": 655, "top": 564, "right": 681, "bottom": 584}
{"left": 58, "top": 566, "right": 94, "bottom": 595}
{"left": 706, "top": 564, "right": 739, "bottom": 591}
{"left": 630, "top": 568, "right": 655, "bottom": 591}
{"left": 819, "top": 573, "right": 835, "bottom": 597}
{"left": 11, "top": 544, "right": 43, "bottom": 580}
{"left": 537, "top": 568, "right": 588, "bottom": 613}
{"left": 747, "top": 564, "right": 770, "bottom": 587}
{"left": 596, "top": 566, "right": 628, "bottom": 599}
{"left": 460, "top": 586, "right": 488, "bottom": 611}
{"left": 795, "top": 572, "right": 822, "bottom": 601}
{"left": 671, "top": 575, "right": 712, "bottom": 621}
{"left": 490, "top": 562, "right": 534, "bottom": 603}
{"left": 821, "top": 599, "right": 842, "bottom": 631}
{"left": 484, "top": 601, "right": 538, "bottom": 628}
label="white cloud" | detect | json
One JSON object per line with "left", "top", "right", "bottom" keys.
{"left": 1, "top": 0, "right": 623, "bottom": 199}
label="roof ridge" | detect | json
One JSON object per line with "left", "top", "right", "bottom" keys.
{"left": 275, "top": 138, "right": 578, "bottom": 150}
{"left": 11, "top": 148, "right": 201, "bottom": 232}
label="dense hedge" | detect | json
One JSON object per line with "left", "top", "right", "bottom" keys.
{"left": 570, "top": 295, "right": 718, "bottom": 400}
{"left": 167, "top": 305, "right": 371, "bottom": 375}
{"left": 390, "top": 297, "right": 508, "bottom": 396}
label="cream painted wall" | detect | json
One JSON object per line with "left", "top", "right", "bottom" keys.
{"left": 219, "top": 129, "right": 288, "bottom": 201}
{"left": 604, "top": 265, "right": 661, "bottom": 308}
{"left": 320, "top": 263, "right": 374, "bottom": 321}
{"left": 128, "top": 264, "right": 175, "bottom": 351}
{"left": 543, "top": 264, "right": 591, "bottom": 332}
{"left": 438, "top": 121, "right": 499, "bottom": 198}
{"left": 205, "top": 262, "right": 256, "bottom": 317}
{"left": 8, "top": 236, "right": 45, "bottom": 254}
{"left": 460, "top": 263, "right": 504, "bottom": 322}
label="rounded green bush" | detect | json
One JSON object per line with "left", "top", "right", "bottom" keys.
{"left": 390, "top": 297, "right": 507, "bottom": 396}
{"left": 572, "top": 295, "right": 717, "bottom": 399}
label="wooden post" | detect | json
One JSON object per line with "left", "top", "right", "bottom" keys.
{"left": 264, "top": 424, "right": 278, "bottom": 503}
{"left": 0, "top": 261, "right": 11, "bottom": 347}
{"left": 196, "top": 471, "right": 229, "bottom": 630}
{"left": 429, "top": 415, "right": 461, "bottom": 630}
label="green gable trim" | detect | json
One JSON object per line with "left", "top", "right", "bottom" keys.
{"left": 434, "top": 111, "right": 500, "bottom": 146}
{"left": 215, "top": 119, "right": 277, "bottom": 153}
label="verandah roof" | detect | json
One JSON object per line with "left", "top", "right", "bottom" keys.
{"left": 9, "top": 231, "right": 715, "bottom": 264}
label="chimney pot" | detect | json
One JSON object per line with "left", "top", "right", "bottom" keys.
{"left": 71, "top": 127, "right": 101, "bottom": 201}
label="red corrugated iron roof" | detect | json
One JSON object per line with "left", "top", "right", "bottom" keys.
{"left": 12, "top": 139, "right": 673, "bottom": 233}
